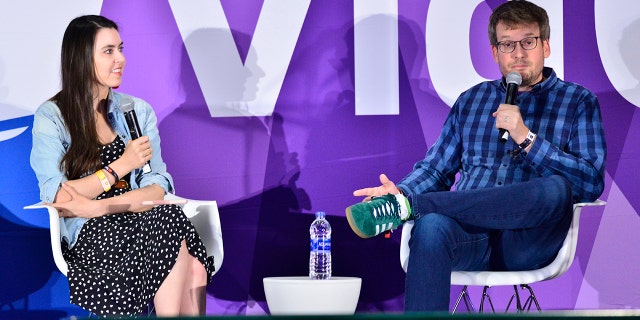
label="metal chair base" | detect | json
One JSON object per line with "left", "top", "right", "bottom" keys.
{"left": 452, "top": 284, "right": 542, "bottom": 314}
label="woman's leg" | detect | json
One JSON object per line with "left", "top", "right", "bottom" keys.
{"left": 179, "top": 255, "right": 208, "bottom": 315}
{"left": 154, "top": 240, "right": 190, "bottom": 317}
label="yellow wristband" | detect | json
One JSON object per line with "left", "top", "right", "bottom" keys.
{"left": 96, "top": 169, "right": 111, "bottom": 192}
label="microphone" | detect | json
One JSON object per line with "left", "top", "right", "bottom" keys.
{"left": 120, "top": 96, "right": 152, "bottom": 173}
{"left": 499, "top": 71, "right": 522, "bottom": 142}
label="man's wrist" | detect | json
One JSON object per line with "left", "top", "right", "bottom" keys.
{"left": 518, "top": 131, "right": 536, "bottom": 150}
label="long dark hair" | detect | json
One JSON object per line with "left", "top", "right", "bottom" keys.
{"left": 52, "top": 15, "right": 118, "bottom": 179}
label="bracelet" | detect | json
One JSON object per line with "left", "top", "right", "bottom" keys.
{"left": 518, "top": 131, "right": 536, "bottom": 150}
{"left": 104, "top": 165, "right": 119, "bottom": 185}
{"left": 509, "top": 131, "right": 536, "bottom": 159}
{"left": 96, "top": 169, "right": 111, "bottom": 192}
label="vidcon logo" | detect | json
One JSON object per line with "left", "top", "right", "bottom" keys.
{"left": 169, "top": 0, "right": 310, "bottom": 118}
{"left": 169, "top": 1, "right": 563, "bottom": 117}
{"left": 0, "top": 2, "right": 103, "bottom": 142}
{"left": 1, "top": 78, "right": 34, "bottom": 142}
{"left": 169, "top": 0, "right": 404, "bottom": 117}
{"left": 0, "top": 112, "right": 31, "bottom": 142}
{"left": 595, "top": 0, "right": 640, "bottom": 109}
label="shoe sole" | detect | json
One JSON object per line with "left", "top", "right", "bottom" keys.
{"left": 345, "top": 207, "right": 370, "bottom": 238}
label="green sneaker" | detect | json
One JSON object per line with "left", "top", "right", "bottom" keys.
{"left": 346, "top": 194, "right": 403, "bottom": 238}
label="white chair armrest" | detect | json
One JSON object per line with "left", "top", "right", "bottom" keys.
{"left": 23, "top": 202, "right": 69, "bottom": 276}
{"left": 575, "top": 199, "right": 606, "bottom": 208}
{"left": 399, "top": 220, "right": 414, "bottom": 273}
{"left": 399, "top": 200, "right": 605, "bottom": 275}
{"left": 24, "top": 194, "right": 226, "bottom": 278}
{"left": 165, "top": 194, "right": 224, "bottom": 275}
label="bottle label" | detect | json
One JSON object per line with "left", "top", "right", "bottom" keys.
{"left": 310, "top": 238, "right": 331, "bottom": 251}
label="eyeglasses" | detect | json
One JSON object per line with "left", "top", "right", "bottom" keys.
{"left": 495, "top": 36, "right": 540, "bottom": 53}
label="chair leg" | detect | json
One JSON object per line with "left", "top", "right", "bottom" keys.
{"left": 513, "top": 285, "right": 524, "bottom": 312}
{"left": 505, "top": 285, "right": 523, "bottom": 312}
{"left": 146, "top": 300, "right": 155, "bottom": 316}
{"left": 455, "top": 284, "right": 542, "bottom": 314}
{"left": 86, "top": 303, "right": 155, "bottom": 318}
{"left": 520, "top": 284, "right": 541, "bottom": 311}
{"left": 463, "top": 290, "right": 476, "bottom": 313}
{"left": 452, "top": 285, "right": 476, "bottom": 314}
{"left": 479, "top": 286, "right": 495, "bottom": 313}
{"left": 506, "top": 284, "right": 542, "bottom": 312}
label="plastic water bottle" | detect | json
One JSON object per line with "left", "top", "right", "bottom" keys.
{"left": 309, "top": 211, "right": 332, "bottom": 280}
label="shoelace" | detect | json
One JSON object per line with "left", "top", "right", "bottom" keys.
{"left": 370, "top": 196, "right": 400, "bottom": 238}
{"left": 370, "top": 196, "right": 399, "bottom": 220}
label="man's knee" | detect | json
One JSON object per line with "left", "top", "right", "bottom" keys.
{"left": 548, "top": 175, "right": 571, "bottom": 196}
{"left": 543, "top": 175, "right": 573, "bottom": 217}
{"left": 410, "top": 214, "right": 458, "bottom": 249}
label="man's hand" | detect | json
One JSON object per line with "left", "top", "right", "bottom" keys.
{"left": 353, "top": 174, "right": 399, "bottom": 201}
{"left": 492, "top": 103, "right": 529, "bottom": 144}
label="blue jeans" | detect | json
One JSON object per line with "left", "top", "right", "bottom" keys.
{"left": 404, "top": 175, "right": 573, "bottom": 312}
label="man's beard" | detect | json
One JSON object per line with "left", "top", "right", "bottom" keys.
{"left": 520, "top": 70, "right": 543, "bottom": 88}
{"left": 508, "top": 60, "right": 542, "bottom": 88}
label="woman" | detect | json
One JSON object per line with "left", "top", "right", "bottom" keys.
{"left": 30, "top": 15, "right": 214, "bottom": 317}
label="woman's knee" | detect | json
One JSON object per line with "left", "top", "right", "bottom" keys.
{"left": 190, "top": 257, "right": 208, "bottom": 285}
{"left": 176, "top": 241, "right": 206, "bottom": 281}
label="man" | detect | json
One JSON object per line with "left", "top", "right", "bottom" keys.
{"left": 345, "top": 0, "right": 606, "bottom": 312}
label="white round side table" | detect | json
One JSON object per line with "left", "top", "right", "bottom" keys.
{"left": 263, "top": 276, "right": 362, "bottom": 315}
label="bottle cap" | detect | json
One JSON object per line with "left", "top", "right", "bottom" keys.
{"left": 315, "top": 211, "right": 326, "bottom": 218}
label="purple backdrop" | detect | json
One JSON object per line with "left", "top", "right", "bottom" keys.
{"left": 1, "top": 0, "right": 639, "bottom": 317}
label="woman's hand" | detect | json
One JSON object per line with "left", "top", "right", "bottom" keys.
{"left": 120, "top": 136, "right": 153, "bottom": 173}
{"left": 48, "top": 183, "right": 106, "bottom": 218}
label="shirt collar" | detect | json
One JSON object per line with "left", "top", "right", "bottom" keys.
{"left": 106, "top": 89, "right": 121, "bottom": 115}
{"left": 531, "top": 67, "right": 557, "bottom": 94}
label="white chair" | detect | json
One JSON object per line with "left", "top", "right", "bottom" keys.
{"left": 399, "top": 200, "right": 605, "bottom": 313}
{"left": 24, "top": 193, "right": 223, "bottom": 279}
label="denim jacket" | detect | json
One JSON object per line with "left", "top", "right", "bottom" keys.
{"left": 30, "top": 90, "right": 174, "bottom": 249}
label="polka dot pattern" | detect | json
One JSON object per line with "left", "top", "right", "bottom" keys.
{"left": 62, "top": 136, "right": 215, "bottom": 317}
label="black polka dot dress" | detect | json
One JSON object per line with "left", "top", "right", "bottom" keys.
{"left": 62, "top": 136, "right": 215, "bottom": 317}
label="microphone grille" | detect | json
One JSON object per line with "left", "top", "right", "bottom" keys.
{"left": 120, "top": 96, "right": 134, "bottom": 112}
{"left": 506, "top": 71, "right": 522, "bottom": 86}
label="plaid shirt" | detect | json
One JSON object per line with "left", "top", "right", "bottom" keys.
{"left": 397, "top": 67, "right": 606, "bottom": 203}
